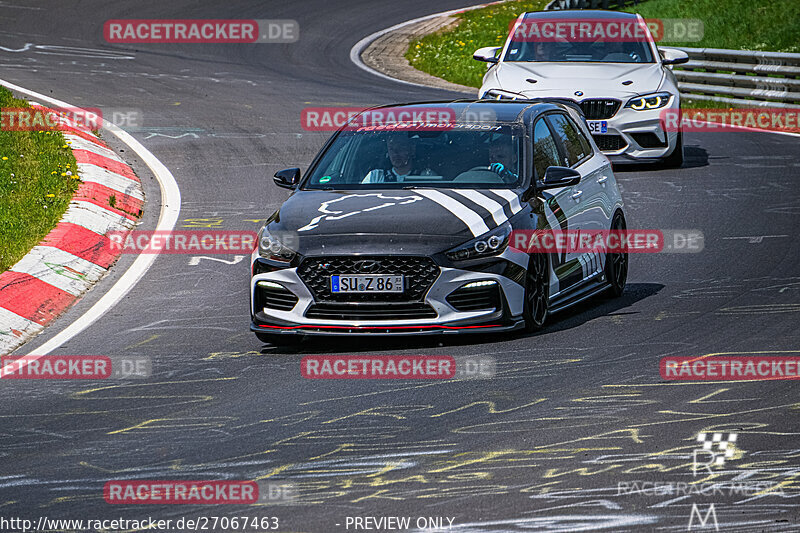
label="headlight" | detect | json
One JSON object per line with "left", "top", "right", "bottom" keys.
{"left": 625, "top": 92, "right": 672, "bottom": 111}
{"left": 446, "top": 223, "right": 511, "bottom": 261}
{"left": 258, "top": 227, "right": 296, "bottom": 263}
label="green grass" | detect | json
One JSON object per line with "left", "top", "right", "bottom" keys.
{"left": 406, "top": 0, "right": 550, "bottom": 89}
{"left": 622, "top": 0, "right": 800, "bottom": 52}
{"left": 0, "top": 87, "right": 81, "bottom": 272}
{"left": 407, "top": 0, "right": 800, "bottom": 91}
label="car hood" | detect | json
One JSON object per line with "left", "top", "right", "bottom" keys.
{"left": 491, "top": 61, "right": 664, "bottom": 99}
{"left": 270, "top": 189, "right": 521, "bottom": 256}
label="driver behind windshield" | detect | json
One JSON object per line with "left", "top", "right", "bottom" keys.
{"left": 488, "top": 138, "right": 519, "bottom": 181}
{"left": 362, "top": 133, "right": 433, "bottom": 183}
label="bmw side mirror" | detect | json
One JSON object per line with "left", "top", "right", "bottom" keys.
{"left": 537, "top": 166, "right": 581, "bottom": 190}
{"left": 473, "top": 46, "right": 500, "bottom": 64}
{"left": 659, "top": 47, "right": 690, "bottom": 66}
{"left": 274, "top": 168, "right": 300, "bottom": 190}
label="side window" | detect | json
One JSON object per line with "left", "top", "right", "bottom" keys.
{"left": 532, "top": 119, "right": 560, "bottom": 179}
{"left": 547, "top": 113, "right": 591, "bottom": 167}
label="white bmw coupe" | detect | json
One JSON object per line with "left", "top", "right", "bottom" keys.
{"left": 474, "top": 10, "right": 689, "bottom": 167}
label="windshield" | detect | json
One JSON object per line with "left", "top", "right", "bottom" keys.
{"left": 304, "top": 125, "right": 524, "bottom": 189}
{"left": 504, "top": 18, "right": 655, "bottom": 63}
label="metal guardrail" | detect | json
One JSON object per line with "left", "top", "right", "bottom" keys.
{"left": 673, "top": 48, "right": 800, "bottom": 108}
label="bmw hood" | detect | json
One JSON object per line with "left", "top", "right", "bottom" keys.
{"left": 270, "top": 189, "right": 523, "bottom": 256}
{"left": 489, "top": 61, "right": 665, "bottom": 99}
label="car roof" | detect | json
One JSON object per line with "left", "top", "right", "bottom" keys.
{"left": 521, "top": 10, "right": 640, "bottom": 20}
{"left": 364, "top": 100, "right": 576, "bottom": 126}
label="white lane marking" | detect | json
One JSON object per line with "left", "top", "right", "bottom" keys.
{"left": 61, "top": 200, "right": 136, "bottom": 236}
{"left": 349, "top": 3, "right": 501, "bottom": 91}
{"left": 450, "top": 189, "right": 508, "bottom": 226}
{"left": 417, "top": 190, "right": 489, "bottom": 237}
{"left": 188, "top": 255, "right": 246, "bottom": 266}
{"left": 722, "top": 234, "right": 788, "bottom": 244}
{"left": 0, "top": 79, "right": 181, "bottom": 357}
{"left": 10, "top": 247, "right": 106, "bottom": 296}
{"left": 77, "top": 163, "right": 144, "bottom": 200}
{"left": 489, "top": 188, "right": 523, "bottom": 214}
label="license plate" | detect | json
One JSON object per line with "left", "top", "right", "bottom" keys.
{"left": 587, "top": 120, "right": 608, "bottom": 134}
{"left": 331, "top": 275, "right": 404, "bottom": 293}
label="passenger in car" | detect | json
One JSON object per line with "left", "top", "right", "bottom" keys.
{"left": 362, "top": 133, "right": 433, "bottom": 183}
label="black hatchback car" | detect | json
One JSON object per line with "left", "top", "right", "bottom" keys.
{"left": 250, "top": 100, "right": 627, "bottom": 344}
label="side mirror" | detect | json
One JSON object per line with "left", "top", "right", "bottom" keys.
{"left": 537, "top": 166, "right": 581, "bottom": 190}
{"left": 274, "top": 168, "right": 300, "bottom": 190}
{"left": 473, "top": 46, "right": 500, "bottom": 64}
{"left": 659, "top": 47, "right": 689, "bottom": 66}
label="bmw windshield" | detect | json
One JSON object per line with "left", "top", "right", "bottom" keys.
{"left": 504, "top": 18, "right": 655, "bottom": 63}
{"left": 304, "top": 125, "right": 525, "bottom": 190}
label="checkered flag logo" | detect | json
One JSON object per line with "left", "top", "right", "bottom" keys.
{"left": 697, "top": 432, "right": 737, "bottom": 465}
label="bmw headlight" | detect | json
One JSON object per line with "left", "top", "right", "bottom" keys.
{"left": 625, "top": 92, "right": 672, "bottom": 111}
{"left": 446, "top": 223, "right": 511, "bottom": 261}
{"left": 258, "top": 227, "right": 297, "bottom": 263}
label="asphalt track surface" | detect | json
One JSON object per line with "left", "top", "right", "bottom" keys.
{"left": 2, "top": 1, "right": 800, "bottom": 532}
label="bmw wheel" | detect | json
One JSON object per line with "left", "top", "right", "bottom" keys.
{"left": 662, "top": 131, "right": 683, "bottom": 168}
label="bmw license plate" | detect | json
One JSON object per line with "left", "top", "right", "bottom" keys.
{"left": 587, "top": 120, "right": 608, "bottom": 134}
{"left": 331, "top": 275, "right": 404, "bottom": 293}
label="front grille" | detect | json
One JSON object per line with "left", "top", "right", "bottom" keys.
{"left": 447, "top": 284, "right": 501, "bottom": 312}
{"left": 579, "top": 99, "right": 621, "bottom": 120}
{"left": 297, "top": 256, "right": 440, "bottom": 302}
{"left": 305, "top": 302, "right": 437, "bottom": 320}
{"left": 593, "top": 134, "right": 627, "bottom": 152}
{"left": 256, "top": 283, "right": 298, "bottom": 311}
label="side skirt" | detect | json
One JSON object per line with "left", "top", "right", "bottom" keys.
{"left": 548, "top": 277, "right": 610, "bottom": 315}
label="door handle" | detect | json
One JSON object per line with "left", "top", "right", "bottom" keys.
{"left": 597, "top": 175, "right": 608, "bottom": 184}
{"left": 571, "top": 190, "right": 583, "bottom": 199}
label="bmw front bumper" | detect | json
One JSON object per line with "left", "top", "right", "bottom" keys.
{"left": 593, "top": 97, "right": 680, "bottom": 163}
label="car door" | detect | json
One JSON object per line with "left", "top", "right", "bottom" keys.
{"left": 531, "top": 116, "right": 584, "bottom": 296}
{"left": 545, "top": 112, "right": 608, "bottom": 289}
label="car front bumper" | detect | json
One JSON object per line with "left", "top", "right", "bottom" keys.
{"left": 591, "top": 98, "right": 680, "bottom": 163}
{"left": 250, "top": 249, "right": 529, "bottom": 336}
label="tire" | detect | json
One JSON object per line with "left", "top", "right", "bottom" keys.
{"left": 662, "top": 131, "right": 683, "bottom": 168}
{"left": 605, "top": 212, "right": 628, "bottom": 297}
{"left": 523, "top": 252, "right": 550, "bottom": 332}
{"left": 256, "top": 332, "right": 301, "bottom": 346}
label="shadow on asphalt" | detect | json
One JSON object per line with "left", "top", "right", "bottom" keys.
{"left": 613, "top": 145, "right": 709, "bottom": 172}
{"left": 260, "top": 282, "right": 664, "bottom": 355}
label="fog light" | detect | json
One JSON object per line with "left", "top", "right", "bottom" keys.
{"left": 461, "top": 280, "right": 498, "bottom": 289}
{"left": 257, "top": 281, "right": 284, "bottom": 290}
